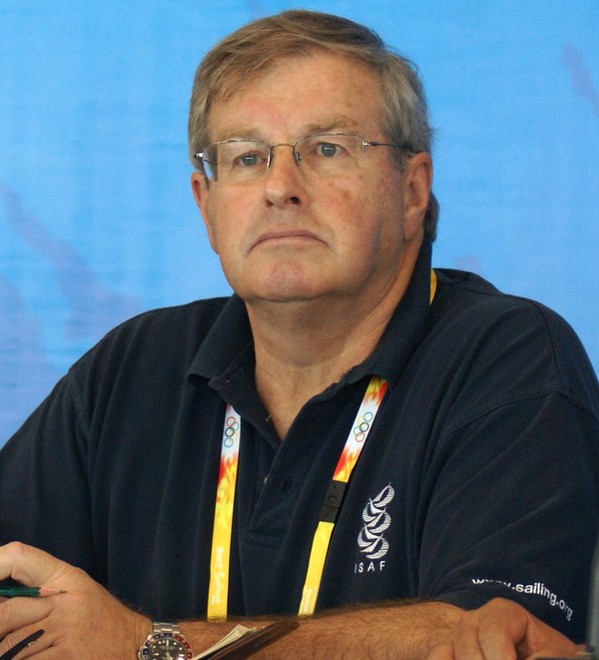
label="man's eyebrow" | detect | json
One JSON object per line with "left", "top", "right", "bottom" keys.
{"left": 212, "top": 116, "right": 362, "bottom": 143}
{"left": 303, "top": 116, "right": 361, "bottom": 134}
{"left": 211, "top": 127, "right": 262, "bottom": 142}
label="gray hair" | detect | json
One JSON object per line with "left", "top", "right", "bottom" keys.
{"left": 188, "top": 10, "right": 439, "bottom": 239}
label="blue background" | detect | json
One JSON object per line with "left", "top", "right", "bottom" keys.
{"left": 1, "top": 1, "right": 598, "bottom": 442}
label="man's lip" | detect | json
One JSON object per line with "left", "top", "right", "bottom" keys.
{"left": 252, "top": 229, "right": 322, "bottom": 247}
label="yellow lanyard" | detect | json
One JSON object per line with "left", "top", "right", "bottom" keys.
{"left": 207, "top": 407, "right": 242, "bottom": 619}
{"left": 207, "top": 377, "right": 387, "bottom": 620}
{"left": 298, "top": 376, "right": 388, "bottom": 615}
{"left": 207, "top": 270, "right": 437, "bottom": 620}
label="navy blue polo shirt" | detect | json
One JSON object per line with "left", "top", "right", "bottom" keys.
{"left": 1, "top": 240, "right": 598, "bottom": 642}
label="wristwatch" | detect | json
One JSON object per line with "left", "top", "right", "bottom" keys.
{"left": 137, "top": 621, "right": 193, "bottom": 659}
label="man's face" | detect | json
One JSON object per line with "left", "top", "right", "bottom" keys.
{"left": 192, "top": 52, "right": 430, "bottom": 310}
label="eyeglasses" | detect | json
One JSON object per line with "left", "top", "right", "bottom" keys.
{"left": 193, "top": 133, "right": 413, "bottom": 183}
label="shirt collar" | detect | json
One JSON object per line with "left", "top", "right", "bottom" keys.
{"left": 188, "top": 293, "right": 253, "bottom": 383}
{"left": 345, "top": 238, "right": 433, "bottom": 388}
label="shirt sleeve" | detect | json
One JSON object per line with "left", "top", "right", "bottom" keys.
{"left": 0, "top": 364, "right": 99, "bottom": 577}
{"left": 415, "top": 302, "right": 599, "bottom": 643}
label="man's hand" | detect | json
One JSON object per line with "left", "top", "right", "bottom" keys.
{"left": 0, "top": 542, "right": 150, "bottom": 658}
{"left": 427, "top": 597, "right": 584, "bottom": 660}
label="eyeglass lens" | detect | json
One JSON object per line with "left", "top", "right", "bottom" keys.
{"left": 203, "top": 134, "right": 368, "bottom": 182}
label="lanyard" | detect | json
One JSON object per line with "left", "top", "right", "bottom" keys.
{"left": 207, "top": 377, "right": 387, "bottom": 620}
{"left": 207, "top": 406, "right": 242, "bottom": 619}
{"left": 298, "top": 375, "right": 388, "bottom": 615}
{"left": 207, "top": 270, "right": 437, "bottom": 620}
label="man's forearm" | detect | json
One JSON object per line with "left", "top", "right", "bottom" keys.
{"left": 179, "top": 601, "right": 463, "bottom": 659}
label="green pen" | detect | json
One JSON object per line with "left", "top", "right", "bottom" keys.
{"left": 0, "top": 586, "right": 65, "bottom": 598}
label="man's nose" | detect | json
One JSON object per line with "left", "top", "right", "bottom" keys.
{"left": 263, "top": 144, "right": 306, "bottom": 207}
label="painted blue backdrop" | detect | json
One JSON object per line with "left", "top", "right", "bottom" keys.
{"left": 1, "top": 1, "right": 598, "bottom": 442}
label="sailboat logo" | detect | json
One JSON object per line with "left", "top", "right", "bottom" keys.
{"left": 357, "top": 484, "right": 395, "bottom": 560}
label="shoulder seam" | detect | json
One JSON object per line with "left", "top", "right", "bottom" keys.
{"left": 442, "top": 389, "right": 599, "bottom": 439}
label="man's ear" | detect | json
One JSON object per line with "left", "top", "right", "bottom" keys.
{"left": 401, "top": 152, "right": 433, "bottom": 242}
{"left": 191, "top": 171, "right": 218, "bottom": 253}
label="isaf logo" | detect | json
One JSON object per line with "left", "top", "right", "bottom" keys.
{"left": 354, "top": 484, "right": 395, "bottom": 574}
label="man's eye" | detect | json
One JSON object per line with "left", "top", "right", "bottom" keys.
{"left": 233, "top": 152, "right": 266, "bottom": 168}
{"left": 316, "top": 142, "right": 342, "bottom": 158}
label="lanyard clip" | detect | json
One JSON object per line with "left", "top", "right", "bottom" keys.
{"left": 319, "top": 479, "right": 347, "bottom": 523}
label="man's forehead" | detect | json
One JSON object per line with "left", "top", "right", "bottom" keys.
{"left": 205, "top": 54, "right": 383, "bottom": 141}
{"left": 215, "top": 49, "right": 372, "bottom": 96}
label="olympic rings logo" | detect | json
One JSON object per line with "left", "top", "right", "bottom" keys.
{"left": 353, "top": 411, "right": 374, "bottom": 443}
{"left": 224, "top": 415, "right": 240, "bottom": 447}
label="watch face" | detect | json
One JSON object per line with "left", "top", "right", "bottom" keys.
{"left": 142, "top": 633, "right": 191, "bottom": 659}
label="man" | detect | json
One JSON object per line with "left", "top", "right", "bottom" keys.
{"left": 0, "top": 9, "right": 597, "bottom": 659}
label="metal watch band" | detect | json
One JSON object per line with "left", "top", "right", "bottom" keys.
{"left": 153, "top": 621, "right": 180, "bottom": 635}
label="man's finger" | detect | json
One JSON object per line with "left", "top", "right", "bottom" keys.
{"left": 426, "top": 640, "right": 456, "bottom": 659}
{"left": 0, "top": 543, "right": 66, "bottom": 587}
{"left": 451, "top": 619, "right": 488, "bottom": 660}
{"left": 0, "top": 596, "right": 52, "bottom": 639}
{"left": 476, "top": 601, "right": 527, "bottom": 660}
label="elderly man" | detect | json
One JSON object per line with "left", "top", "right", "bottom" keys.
{"left": 0, "top": 10, "right": 597, "bottom": 659}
